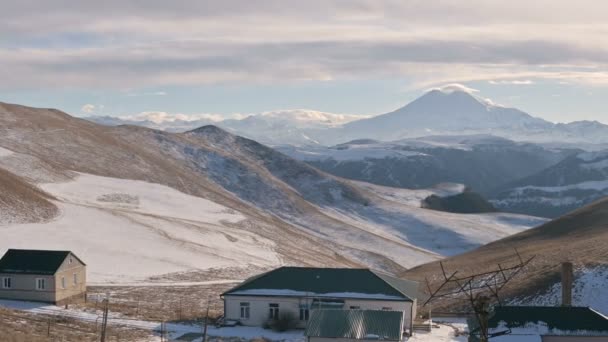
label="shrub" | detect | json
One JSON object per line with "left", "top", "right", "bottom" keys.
{"left": 270, "top": 312, "right": 297, "bottom": 332}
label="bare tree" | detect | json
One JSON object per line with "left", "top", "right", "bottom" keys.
{"left": 423, "top": 249, "right": 535, "bottom": 342}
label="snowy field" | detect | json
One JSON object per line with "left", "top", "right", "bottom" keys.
{"left": 0, "top": 173, "right": 281, "bottom": 284}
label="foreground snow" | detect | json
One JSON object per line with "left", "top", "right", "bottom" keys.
{"left": 0, "top": 173, "right": 280, "bottom": 284}
{"left": 0, "top": 299, "right": 471, "bottom": 342}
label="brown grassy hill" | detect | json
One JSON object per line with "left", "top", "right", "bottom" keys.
{"left": 0, "top": 167, "right": 58, "bottom": 224}
{"left": 403, "top": 197, "right": 608, "bottom": 309}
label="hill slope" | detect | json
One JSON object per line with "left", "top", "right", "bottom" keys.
{"left": 404, "top": 197, "right": 608, "bottom": 313}
{"left": 493, "top": 151, "right": 608, "bottom": 217}
{"left": 0, "top": 163, "right": 58, "bottom": 225}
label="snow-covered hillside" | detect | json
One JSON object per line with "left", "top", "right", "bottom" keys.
{"left": 1, "top": 173, "right": 280, "bottom": 284}
{"left": 493, "top": 150, "right": 608, "bottom": 217}
{"left": 279, "top": 135, "right": 569, "bottom": 195}
{"left": 511, "top": 265, "right": 608, "bottom": 315}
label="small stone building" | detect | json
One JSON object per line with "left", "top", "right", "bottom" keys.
{"left": 222, "top": 267, "right": 418, "bottom": 333}
{"left": 0, "top": 249, "right": 87, "bottom": 305}
{"left": 305, "top": 309, "right": 404, "bottom": 342}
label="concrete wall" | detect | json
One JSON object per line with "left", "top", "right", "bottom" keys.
{"left": 0, "top": 252, "right": 87, "bottom": 304}
{"left": 54, "top": 254, "right": 87, "bottom": 303}
{"left": 0, "top": 273, "right": 56, "bottom": 302}
{"left": 543, "top": 336, "right": 608, "bottom": 342}
{"left": 224, "top": 295, "right": 413, "bottom": 330}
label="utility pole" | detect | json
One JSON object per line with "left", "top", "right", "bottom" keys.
{"left": 202, "top": 296, "right": 210, "bottom": 342}
{"left": 100, "top": 298, "right": 109, "bottom": 342}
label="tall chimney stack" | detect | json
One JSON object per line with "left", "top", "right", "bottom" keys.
{"left": 561, "top": 262, "right": 573, "bottom": 306}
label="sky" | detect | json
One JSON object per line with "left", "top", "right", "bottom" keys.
{"left": 1, "top": 0, "right": 607, "bottom": 123}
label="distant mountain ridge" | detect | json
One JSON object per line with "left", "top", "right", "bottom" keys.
{"left": 492, "top": 150, "right": 608, "bottom": 217}
{"left": 87, "top": 88, "right": 608, "bottom": 147}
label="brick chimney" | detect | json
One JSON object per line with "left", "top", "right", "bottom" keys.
{"left": 561, "top": 262, "right": 573, "bottom": 306}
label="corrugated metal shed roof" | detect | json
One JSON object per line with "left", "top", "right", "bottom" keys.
{"left": 305, "top": 310, "right": 404, "bottom": 341}
{"left": 0, "top": 249, "right": 83, "bottom": 275}
{"left": 222, "top": 267, "right": 417, "bottom": 301}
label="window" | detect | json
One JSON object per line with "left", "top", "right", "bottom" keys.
{"left": 269, "top": 303, "right": 279, "bottom": 320}
{"left": 36, "top": 278, "right": 46, "bottom": 290}
{"left": 299, "top": 308, "right": 309, "bottom": 321}
{"left": 61, "top": 277, "right": 66, "bottom": 289}
{"left": 73, "top": 273, "right": 78, "bottom": 285}
{"left": 382, "top": 307, "right": 392, "bottom": 311}
{"left": 69, "top": 257, "right": 73, "bottom": 264}
{"left": 350, "top": 306, "right": 361, "bottom": 310}
{"left": 2, "top": 277, "right": 11, "bottom": 289}
{"left": 240, "top": 302, "right": 250, "bottom": 319}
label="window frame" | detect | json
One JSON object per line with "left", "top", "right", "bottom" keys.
{"left": 61, "top": 276, "right": 66, "bottom": 289}
{"left": 1, "top": 277, "right": 11, "bottom": 289}
{"left": 35, "top": 278, "right": 46, "bottom": 290}
{"left": 73, "top": 273, "right": 78, "bottom": 286}
{"left": 239, "top": 302, "right": 250, "bottom": 319}
{"left": 299, "top": 307, "right": 310, "bottom": 321}
{"left": 269, "top": 303, "right": 280, "bottom": 320}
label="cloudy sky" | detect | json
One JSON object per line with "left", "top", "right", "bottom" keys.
{"left": 1, "top": 0, "right": 607, "bottom": 123}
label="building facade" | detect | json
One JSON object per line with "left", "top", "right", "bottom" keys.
{"left": 222, "top": 267, "right": 418, "bottom": 333}
{"left": 0, "top": 249, "right": 87, "bottom": 305}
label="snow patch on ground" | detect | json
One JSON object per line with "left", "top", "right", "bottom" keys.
{"left": 42, "top": 172, "right": 245, "bottom": 224}
{"left": 353, "top": 181, "right": 466, "bottom": 207}
{"left": 511, "top": 180, "right": 608, "bottom": 194}
{"left": 0, "top": 299, "right": 305, "bottom": 342}
{"left": 510, "top": 265, "right": 608, "bottom": 315}
{"left": 280, "top": 144, "right": 425, "bottom": 162}
{"left": 0, "top": 146, "right": 13, "bottom": 157}
{"left": 228, "top": 289, "right": 405, "bottom": 300}
{"left": 0, "top": 173, "right": 280, "bottom": 284}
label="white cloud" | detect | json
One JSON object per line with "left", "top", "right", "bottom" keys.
{"left": 126, "top": 91, "right": 168, "bottom": 97}
{"left": 81, "top": 104, "right": 96, "bottom": 113}
{"left": 1, "top": 2, "right": 608, "bottom": 89}
{"left": 430, "top": 83, "right": 479, "bottom": 94}
{"left": 489, "top": 80, "right": 535, "bottom": 85}
{"left": 123, "top": 111, "right": 224, "bottom": 124}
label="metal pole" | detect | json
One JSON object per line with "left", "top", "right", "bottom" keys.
{"left": 202, "top": 296, "right": 210, "bottom": 342}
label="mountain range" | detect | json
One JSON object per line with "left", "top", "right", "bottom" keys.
{"left": 88, "top": 87, "right": 608, "bottom": 147}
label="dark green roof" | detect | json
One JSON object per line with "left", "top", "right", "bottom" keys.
{"left": 487, "top": 306, "right": 608, "bottom": 333}
{"left": 305, "top": 310, "right": 404, "bottom": 340}
{"left": 0, "top": 249, "right": 82, "bottom": 275}
{"left": 222, "top": 267, "right": 417, "bottom": 301}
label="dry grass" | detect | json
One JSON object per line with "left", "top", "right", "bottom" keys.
{"left": 81, "top": 282, "right": 235, "bottom": 322}
{"left": 0, "top": 167, "right": 58, "bottom": 224}
{"left": 403, "top": 198, "right": 608, "bottom": 312}
{"left": 0, "top": 306, "right": 153, "bottom": 341}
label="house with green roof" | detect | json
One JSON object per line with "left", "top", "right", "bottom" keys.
{"left": 474, "top": 306, "right": 608, "bottom": 342}
{"left": 305, "top": 309, "right": 405, "bottom": 342}
{"left": 221, "top": 267, "right": 418, "bottom": 333}
{"left": 0, "top": 249, "right": 87, "bottom": 305}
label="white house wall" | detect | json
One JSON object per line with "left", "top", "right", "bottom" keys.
{"left": 224, "top": 295, "right": 414, "bottom": 330}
